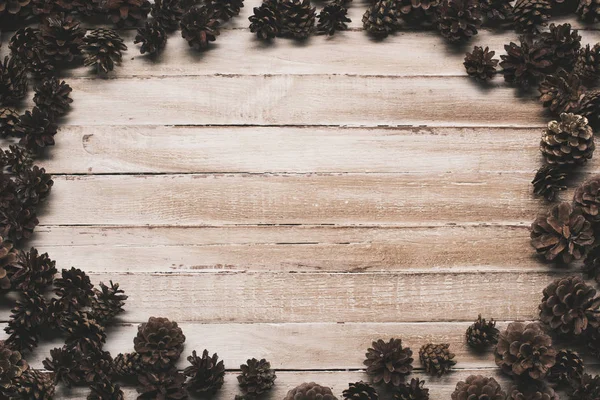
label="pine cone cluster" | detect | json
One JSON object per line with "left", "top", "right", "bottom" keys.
{"left": 364, "top": 338, "right": 413, "bottom": 386}
{"left": 532, "top": 165, "right": 568, "bottom": 201}
{"left": 464, "top": 46, "right": 498, "bottom": 81}
{"left": 284, "top": 382, "right": 339, "bottom": 400}
{"left": 418, "top": 343, "right": 456, "bottom": 376}
{"left": 451, "top": 375, "right": 505, "bottom": 400}
{"left": 343, "top": 382, "right": 378, "bottom": 400}
{"left": 466, "top": 315, "right": 499, "bottom": 349}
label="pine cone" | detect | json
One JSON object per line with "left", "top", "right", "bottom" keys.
{"left": 88, "top": 376, "right": 124, "bottom": 400}
{"left": 362, "top": 0, "right": 399, "bottom": 37}
{"left": 584, "top": 246, "right": 600, "bottom": 284}
{"left": 548, "top": 349, "right": 583, "bottom": 386}
{"left": 42, "top": 346, "right": 84, "bottom": 387}
{"left": 0, "top": 56, "right": 28, "bottom": 107}
{"left": 532, "top": 165, "right": 568, "bottom": 201}
{"left": 0, "top": 237, "right": 17, "bottom": 291}
{"left": 577, "top": 44, "right": 600, "bottom": 84}
{"left": 577, "top": 0, "right": 600, "bottom": 22}
{"left": 466, "top": 315, "right": 499, "bottom": 349}
{"left": 91, "top": 281, "right": 127, "bottom": 326}
{"left": 15, "top": 107, "right": 58, "bottom": 152}
{"left": 40, "top": 14, "right": 86, "bottom": 64}
{"left": 539, "top": 275, "right": 600, "bottom": 335}
{"left": 397, "top": 0, "right": 439, "bottom": 24}
{"left": 342, "top": 382, "right": 378, "bottom": 400}
{"left": 135, "top": 21, "right": 167, "bottom": 55}
{"left": 575, "top": 176, "right": 600, "bottom": 222}
{"left": 152, "top": 0, "right": 184, "bottom": 30}
{"left": 541, "top": 23, "right": 581, "bottom": 71}
{"left": 464, "top": 46, "right": 498, "bottom": 82}
{"left": 494, "top": 322, "right": 556, "bottom": 379}
{"left": 576, "top": 90, "right": 600, "bottom": 130}
{"left": 435, "top": 0, "right": 481, "bottom": 42}
{"left": 283, "top": 382, "right": 338, "bottom": 400}
{"left": 137, "top": 370, "right": 188, "bottom": 400}
{"left": 184, "top": 350, "right": 225, "bottom": 395}
{"left": 500, "top": 35, "right": 553, "bottom": 87}
{"left": 55, "top": 267, "right": 94, "bottom": 310}
{"left": 394, "top": 378, "right": 429, "bottom": 400}
{"left": 479, "top": 0, "right": 512, "bottom": 22}
{"left": 0, "top": 341, "right": 28, "bottom": 398}
{"left": 208, "top": 0, "right": 244, "bottom": 20}
{"left": 27, "top": 48, "right": 55, "bottom": 79}
{"left": 181, "top": 6, "right": 221, "bottom": 50}
{"left": 134, "top": 317, "right": 186, "bottom": 371}
{"left": 5, "top": 291, "right": 48, "bottom": 352}
{"left": 105, "top": 0, "right": 151, "bottom": 26}
{"left": 112, "top": 352, "right": 142, "bottom": 378}
{"left": 451, "top": 375, "right": 505, "bottom": 400}
{"left": 508, "top": 380, "right": 558, "bottom": 400}
{"left": 80, "top": 350, "right": 114, "bottom": 383}
{"left": 0, "top": 174, "right": 17, "bottom": 210}
{"left": 572, "top": 374, "right": 600, "bottom": 400}
{"left": 16, "top": 369, "right": 55, "bottom": 400}
{"left": 419, "top": 343, "right": 456, "bottom": 376}
{"left": 80, "top": 29, "right": 128, "bottom": 74}
{"left": 249, "top": 1, "right": 280, "bottom": 39}
{"left": 317, "top": 2, "right": 351, "bottom": 35}
{"left": 364, "top": 338, "right": 413, "bottom": 386}
{"left": 512, "top": 0, "right": 551, "bottom": 32}
{"left": 538, "top": 70, "right": 585, "bottom": 116}
{"left": 0, "top": 108, "right": 19, "bottom": 138}
{"left": 280, "top": 0, "right": 316, "bottom": 39}
{"left": 0, "top": 0, "right": 31, "bottom": 16}
{"left": 16, "top": 165, "right": 53, "bottom": 206}
{"left": 33, "top": 77, "right": 72, "bottom": 119}
{"left": 540, "top": 113, "right": 595, "bottom": 166}
{"left": 10, "top": 247, "right": 56, "bottom": 293}
{"left": 0, "top": 205, "right": 39, "bottom": 242}
{"left": 237, "top": 358, "right": 277, "bottom": 397}
{"left": 3, "top": 145, "right": 34, "bottom": 174}
{"left": 61, "top": 310, "right": 107, "bottom": 354}
{"left": 9, "top": 27, "right": 41, "bottom": 65}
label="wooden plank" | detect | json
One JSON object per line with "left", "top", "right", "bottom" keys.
{"left": 29, "top": 225, "right": 538, "bottom": 273}
{"left": 46, "top": 75, "right": 543, "bottom": 127}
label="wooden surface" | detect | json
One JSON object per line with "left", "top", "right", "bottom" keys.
{"left": 2, "top": 5, "right": 600, "bottom": 398}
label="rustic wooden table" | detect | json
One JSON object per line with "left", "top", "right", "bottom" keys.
{"left": 2, "top": 4, "right": 599, "bottom": 397}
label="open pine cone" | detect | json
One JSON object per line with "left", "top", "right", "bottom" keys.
{"left": 541, "top": 23, "right": 581, "bottom": 70}
{"left": 16, "top": 369, "right": 55, "bottom": 400}
{"left": 464, "top": 46, "right": 498, "bottom": 82}
{"left": 435, "top": 0, "right": 481, "bottom": 42}
{"left": 181, "top": 6, "right": 221, "bottom": 50}
{"left": 135, "top": 21, "right": 167, "bottom": 55}
{"left": 237, "top": 358, "right": 276, "bottom": 397}
{"left": 574, "top": 176, "right": 600, "bottom": 222}
{"left": 364, "top": 338, "right": 413, "bottom": 386}
{"left": 508, "top": 380, "right": 558, "bottom": 400}
{"left": 576, "top": 90, "right": 600, "bottom": 130}
{"left": 113, "top": 352, "right": 142, "bottom": 378}
{"left": 540, "top": 113, "right": 595, "bottom": 166}
{"left": 0, "top": 341, "right": 28, "bottom": 398}
{"left": 0, "top": 108, "right": 19, "bottom": 138}
{"left": 60, "top": 310, "right": 107, "bottom": 354}
{"left": 184, "top": 349, "right": 224, "bottom": 395}
{"left": 494, "top": 322, "right": 556, "bottom": 379}
{"left": 15, "top": 107, "right": 58, "bottom": 152}
{"left": 16, "top": 165, "right": 53, "bottom": 206}
{"left": 466, "top": 315, "right": 499, "bottom": 349}
{"left": 104, "top": 0, "right": 151, "bottom": 26}
{"left": 480, "top": 0, "right": 512, "bottom": 22}
{"left": 576, "top": 44, "right": 600, "bottom": 83}
{"left": 538, "top": 70, "right": 585, "bottom": 116}
{"left": 137, "top": 370, "right": 187, "bottom": 400}
{"left": 577, "top": 0, "right": 600, "bottom": 22}
{"left": 284, "top": 382, "right": 338, "bottom": 400}
{"left": 0, "top": 0, "right": 31, "bottom": 16}
{"left": 500, "top": 35, "right": 553, "bottom": 88}
{"left": 451, "top": 375, "right": 505, "bottom": 400}
{"left": 572, "top": 374, "right": 600, "bottom": 400}
{"left": 532, "top": 165, "right": 568, "bottom": 201}
{"left": 54, "top": 267, "right": 94, "bottom": 310}
{"left": 249, "top": 1, "right": 280, "bottom": 39}
{"left": 80, "top": 29, "right": 128, "bottom": 74}
{"left": 418, "top": 343, "right": 456, "bottom": 376}
{"left": 397, "top": 0, "right": 439, "bottom": 23}
{"left": 512, "top": 0, "right": 551, "bottom": 32}
{"left": 42, "top": 346, "right": 84, "bottom": 388}
{"left": 10, "top": 248, "right": 56, "bottom": 293}
{"left": 134, "top": 317, "right": 186, "bottom": 371}
{"left": 362, "top": 0, "right": 399, "bottom": 37}
{"left": 343, "top": 382, "right": 378, "bottom": 400}
{"left": 88, "top": 376, "right": 124, "bottom": 400}
{"left": 0, "top": 56, "right": 28, "bottom": 107}
{"left": 90, "top": 281, "right": 127, "bottom": 326}
{"left": 39, "top": 14, "right": 86, "bottom": 64}
{"left": 317, "top": 2, "right": 351, "bottom": 35}
{"left": 548, "top": 349, "right": 583, "bottom": 386}
{"left": 33, "top": 77, "right": 72, "bottom": 119}
{"left": 152, "top": 0, "right": 184, "bottom": 30}
{"left": 0, "top": 205, "right": 39, "bottom": 242}
{"left": 394, "top": 378, "right": 429, "bottom": 400}
{"left": 280, "top": 0, "right": 316, "bottom": 39}
{"left": 5, "top": 291, "right": 48, "bottom": 352}
{"left": 208, "top": 0, "right": 244, "bottom": 20}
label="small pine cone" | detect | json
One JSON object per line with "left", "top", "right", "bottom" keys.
{"left": 5, "top": 291, "right": 48, "bottom": 352}
{"left": 494, "top": 322, "right": 556, "bottom": 379}
{"left": 364, "top": 338, "right": 413, "bottom": 386}
{"left": 80, "top": 29, "right": 128, "bottom": 74}
{"left": 466, "top": 315, "right": 499, "bottom": 349}
{"left": 541, "top": 23, "right": 581, "bottom": 71}
{"left": 540, "top": 275, "right": 600, "bottom": 335}
{"left": 0, "top": 236, "right": 18, "bottom": 290}
{"left": 283, "top": 382, "right": 338, "bottom": 400}
{"left": 540, "top": 113, "right": 595, "bottom": 166}
{"left": 575, "top": 176, "right": 600, "bottom": 222}
{"left": 60, "top": 310, "right": 107, "bottom": 354}
{"left": 137, "top": 370, "right": 188, "bottom": 400}
{"left": 135, "top": 21, "right": 167, "bottom": 55}
{"left": 88, "top": 376, "right": 124, "bottom": 400}
{"left": 184, "top": 350, "right": 225, "bottom": 395}
{"left": 342, "top": 382, "right": 378, "bottom": 400}
{"left": 91, "top": 281, "right": 128, "bottom": 326}
{"left": 0, "top": 108, "right": 19, "bottom": 138}
{"left": 80, "top": 350, "right": 114, "bottom": 383}
{"left": 548, "top": 349, "right": 583, "bottom": 386}
{"left": 584, "top": 246, "right": 600, "bottom": 284}
{"left": 9, "top": 28, "right": 42, "bottom": 65}
{"left": 532, "top": 165, "right": 567, "bottom": 201}
{"left": 16, "top": 165, "right": 53, "bottom": 206}
{"left": 538, "top": 70, "right": 585, "bottom": 116}
{"left": 0, "top": 0, "right": 31, "bottom": 16}
{"left": 280, "top": 0, "right": 316, "bottom": 39}
{"left": 40, "top": 14, "right": 86, "bottom": 64}
{"left": 55, "top": 267, "right": 94, "bottom": 309}
{"left": 237, "top": 358, "right": 277, "bottom": 397}
{"left": 33, "top": 77, "right": 73, "bottom": 119}
{"left": 435, "top": 0, "right": 482, "bottom": 42}
{"left": 135, "top": 317, "right": 186, "bottom": 371}
{"left": 208, "top": 0, "right": 244, "bottom": 20}
{"left": 105, "top": 0, "right": 151, "bottom": 27}
{"left": 181, "top": 7, "right": 221, "bottom": 50}
{"left": 42, "top": 347, "right": 84, "bottom": 388}
{"left": 451, "top": 375, "right": 505, "bottom": 400}
{"left": 507, "top": 380, "right": 558, "bottom": 400}
{"left": 479, "top": 0, "right": 512, "bottom": 22}
{"left": 418, "top": 343, "right": 456, "bottom": 376}
{"left": 572, "top": 374, "right": 600, "bottom": 400}
{"left": 0, "top": 205, "right": 39, "bottom": 242}
{"left": 500, "top": 35, "right": 553, "bottom": 88}
{"left": 4, "top": 145, "right": 35, "bottom": 174}
{"left": 15, "top": 107, "right": 58, "bottom": 152}
{"left": 16, "top": 369, "right": 55, "bottom": 400}
{"left": 362, "top": 0, "right": 399, "bottom": 37}
{"left": 576, "top": 44, "right": 600, "bottom": 84}
{"left": 249, "top": 2, "right": 280, "bottom": 39}
{"left": 0, "top": 56, "right": 28, "bottom": 107}
{"left": 152, "top": 0, "right": 184, "bottom": 30}
{"left": 397, "top": 0, "right": 439, "bottom": 24}
{"left": 317, "top": 2, "right": 351, "bottom": 35}
{"left": 464, "top": 46, "right": 498, "bottom": 82}
{"left": 112, "top": 352, "right": 142, "bottom": 378}
{"left": 394, "top": 378, "right": 429, "bottom": 400}
{"left": 531, "top": 202, "right": 594, "bottom": 263}
{"left": 0, "top": 341, "right": 28, "bottom": 399}
{"left": 576, "top": 90, "right": 600, "bottom": 130}
{"left": 577, "top": 0, "right": 600, "bottom": 22}
{"left": 512, "top": 0, "right": 551, "bottom": 32}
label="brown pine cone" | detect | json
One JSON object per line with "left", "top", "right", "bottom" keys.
{"left": 80, "top": 350, "right": 114, "bottom": 383}
{"left": 512, "top": 0, "right": 551, "bottom": 32}
{"left": 112, "top": 352, "right": 142, "bottom": 378}
{"left": 80, "top": 29, "right": 128, "bottom": 74}
{"left": 0, "top": 205, "right": 39, "bottom": 242}
{"left": 237, "top": 358, "right": 277, "bottom": 397}
{"left": 584, "top": 246, "right": 600, "bottom": 284}
{"left": 317, "top": 2, "right": 351, "bottom": 35}
{"left": 33, "top": 77, "right": 72, "bottom": 119}
{"left": 540, "top": 23, "right": 581, "bottom": 71}
{"left": 500, "top": 35, "right": 553, "bottom": 88}
{"left": 508, "top": 380, "right": 558, "bottom": 400}
{"left": 249, "top": 1, "right": 280, "bottom": 39}
{"left": 364, "top": 338, "right": 413, "bottom": 386}
{"left": 105, "top": 0, "right": 151, "bottom": 26}
{"left": 342, "top": 382, "right": 378, "bottom": 400}
{"left": 5, "top": 291, "right": 48, "bottom": 352}
{"left": 494, "top": 322, "right": 556, "bottom": 379}
{"left": 0, "top": 341, "right": 28, "bottom": 398}
{"left": 54, "top": 267, "right": 94, "bottom": 310}
{"left": 208, "top": 0, "right": 244, "bottom": 20}
{"left": 479, "top": 0, "right": 512, "bottom": 22}
{"left": 10, "top": 248, "right": 56, "bottom": 293}
{"left": 436, "top": 0, "right": 481, "bottom": 42}
{"left": 363, "top": 0, "right": 399, "bottom": 37}
{"left": 181, "top": 6, "right": 221, "bottom": 50}
{"left": 576, "top": 90, "right": 600, "bottom": 130}
{"left": 284, "top": 382, "right": 338, "bottom": 400}
{"left": 539, "top": 275, "right": 600, "bottom": 335}
{"left": 135, "top": 21, "right": 167, "bottom": 55}
{"left": 0, "top": 0, "right": 31, "bottom": 16}
{"left": 576, "top": 44, "right": 600, "bottom": 84}
{"left": 577, "top": 0, "right": 600, "bottom": 22}
{"left": 466, "top": 315, "right": 499, "bottom": 349}
{"left": 137, "top": 370, "right": 188, "bottom": 400}
{"left": 16, "top": 369, "right": 55, "bottom": 400}
{"left": 0, "top": 108, "right": 19, "bottom": 138}
{"left": 0, "top": 174, "right": 17, "bottom": 210}
{"left": 538, "top": 70, "right": 585, "bottom": 116}
{"left": 134, "top": 317, "right": 186, "bottom": 371}
{"left": 42, "top": 346, "right": 84, "bottom": 387}
{"left": 418, "top": 343, "right": 456, "bottom": 376}
{"left": 91, "top": 281, "right": 127, "bottom": 326}
{"left": 571, "top": 373, "right": 600, "bottom": 400}
{"left": 184, "top": 349, "right": 225, "bottom": 395}
{"left": 280, "top": 0, "right": 316, "bottom": 39}
{"left": 540, "top": 113, "right": 595, "bottom": 166}
{"left": 451, "top": 375, "right": 505, "bottom": 400}
{"left": 39, "top": 14, "right": 86, "bottom": 64}
{"left": 15, "top": 107, "right": 58, "bottom": 152}
{"left": 60, "top": 310, "right": 106, "bottom": 354}
{"left": 16, "top": 165, "right": 53, "bottom": 206}
{"left": 394, "top": 378, "right": 429, "bottom": 400}
{"left": 574, "top": 176, "right": 600, "bottom": 222}
{"left": 9, "top": 27, "right": 41, "bottom": 65}
{"left": 0, "top": 237, "right": 18, "bottom": 291}
{"left": 532, "top": 165, "right": 567, "bottom": 201}
{"left": 548, "top": 349, "right": 583, "bottom": 387}
{"left": 3, "top": 145, "right": 34, "bottom": 174}
{"left": 464, "top": 46, "right": 498, "bottom": 82}
{"left": 397, "top": 0, "right": 439, "bottom": 24}
{"left": 88, "top": 376, "right": 124, "bottom": 400}
{"left": 0, "top": 56, "right": 28, "bottom": 107}
{"left": 151, "top": 0, "right": 184, "bottom": 30}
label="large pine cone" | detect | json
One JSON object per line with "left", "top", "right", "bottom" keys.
{"left": 466, "top": 315, "right": 499, "bottom": 349}
{"left": 80, "top": 29, "right": 128, "bottom": 74}
{"left": 280, "top": 0, "right": 316, "bottom": 39}
{"left": 362, "top": 0, "right": 399, "bottom": 37}
{"left": 508, "top": 380, "right": 558, "bottom": 400}
{"left": 0, "top": 56, "right": 28, "bottom": 107}
{"left": 500, "top": 35, "right": 553, "bottom": 88}
{"left": 435, "top": 0, "right": 481, "bottom": 42}
{"left": 577, "top": 0, "right": 600, "bottom": 22}
{"left": 540, "top": 23, "right": 581, "bottom": 70}
{"left": 16, "top": 369, "right": 55, "bottom": 400}
{"left": 237, "top": 358, "right": 276, "bottom": 397}
{"left": 184, "top": 349, "right": 225, "bottom": 395}
{"left": 0, "top": 237, "right": 18, "bottom": 291}
{"left": 548, "top": 349, "right": 583, "bottom": 386}
{"left": 571, "top": 374, "right": 600, "bottom": 400}
{"left": 104, "top": 0, "right": 151, "bottom": 26}
{"left": 343, "top": 382, "right": 378, "bottom": 400}
{"left": 418, "top": 343, "right": 456, "bottom": 376}
{"left": 494, "top": 322, "right": 556, "bottom": 380}
{"left": 137, "top": 370, "right": 188, "bottom": 400}
{"left": 512, "top": 0, "right": 551, "bottom": 32}
{"left": 574, "top": 176, "right": 600, "bottom": 222}
{"left": 15, "top": 107, "right": 57, "bottom": 152}
{"left": 451, "top": 375, "right": 505, "bottom": 400}
{"left": 134, "top": 317, "right": 186, "bottom": 371}
{"left": 249, "top": 1, "right": 280, "bottom": 39}
{"left": 540, "top": 113, "right": 595, "bottom": 166}
{"left": 33, "top": 77, "right": 72, "bottom": 119}
{"left": 464, "top": 46, "right": 498, "bottom": 82}
{"left": 152, "top": 0, "right": 184, "bottom": 30}
{"left": 40, "top": 14, "right": 86, "bottom": 64}
{"left": 538, "top": 70, "right": 585, "bottom": 116}
{"left": 576, "top": 44, "right": 600, "bottom": 83}
{"left": 394, "top": 378, "right": 429, "bottom": 400}
{"left": 0, "top": 341, "right": 28, "bottom": 398}
{"left": 283, "top": 382, "right": 338, "bottom": 400}
{"left": 364, "top": 338, "right": 413, "bottom": 386}
{"left": 181, "top": 6, "right": 221, "bottom": 50}
{"left": 42, "top": 346, "right": 84, "bottom": 387}
{"left": 532, "top": 165, "right": 567, "bottom": 201}
{"left": 539, "top": 275, "right": 600, "bottom": 335}
{"left": 91, "top": 281, "right": 127, "bottom": 326}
